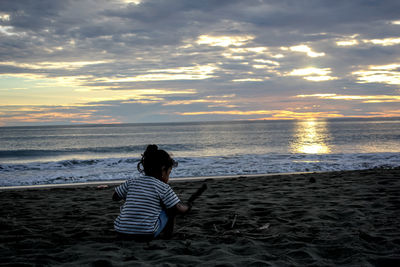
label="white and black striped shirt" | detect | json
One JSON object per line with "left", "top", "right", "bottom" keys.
{"left": 114, "top": 176, "right": 180, "bottom": 235}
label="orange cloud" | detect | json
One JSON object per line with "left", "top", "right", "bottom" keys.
{"left": 0, "top": 107, "right": 120, "bottom": 125}
{"left": 366, "top": 110, "right": 400, "bottom": 117}
{"left": 70, "top": 118, "right": 120, "bottom": 124}
{"left": 178, "top": 110, "right": 276, "bottom": 116}
{"left": 177, "top": 109, "right": 343, "bottom": 120}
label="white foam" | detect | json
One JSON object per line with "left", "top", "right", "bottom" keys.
{"left": 0, "top": 152, "right": 399, "bottom": 187}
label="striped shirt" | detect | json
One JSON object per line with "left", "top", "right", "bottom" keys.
{"left": 114, "top": 176, "right": 180, "bottom": 235}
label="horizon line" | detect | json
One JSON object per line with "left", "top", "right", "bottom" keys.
{"left": 1, "top": 116, "right": 400, "bottom": 128}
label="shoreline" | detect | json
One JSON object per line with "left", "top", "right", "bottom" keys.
{"left": 0, "top": 170, "right": 344, "bottom": 190}
{"left": 1, "top": 167, "right": 398, "bottom": 190}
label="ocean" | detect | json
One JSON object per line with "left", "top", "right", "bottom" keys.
{"left": 1, "top": 118, "right": 399, "bottom": 187}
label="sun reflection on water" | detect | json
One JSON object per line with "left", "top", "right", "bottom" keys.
{"left": 291, "top": 119, "right": 331, "bottom": 154}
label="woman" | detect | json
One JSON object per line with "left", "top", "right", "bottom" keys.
{"left": 113, "top": 145, "right": 191, "bottom": 240}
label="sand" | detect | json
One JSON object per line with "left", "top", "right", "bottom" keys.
{"left": 1, "top": 168, "right": 399, "bottom": 266}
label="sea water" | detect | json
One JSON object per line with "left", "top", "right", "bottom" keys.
{"left": 0, "top": 118, "right": 399, "bottom": 186}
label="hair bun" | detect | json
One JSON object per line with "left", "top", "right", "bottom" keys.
{"left": 145, "top": 144, "right": 158, "bottom": 154}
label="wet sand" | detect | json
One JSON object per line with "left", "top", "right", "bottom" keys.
{"left": 1, "top": 168, "right": 399, "bottom": 266}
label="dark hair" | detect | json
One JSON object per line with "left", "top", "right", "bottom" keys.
{"left": 137, "top": 145, "right": 177, "bottom": 177}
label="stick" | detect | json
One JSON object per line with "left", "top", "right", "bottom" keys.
{"left": 231, "top": 214, "right": 238, "bottom": 229}
{"left": 188, "top": 183, "right": 207, "bottom": 203}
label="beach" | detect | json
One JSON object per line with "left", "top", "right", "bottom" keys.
{"left": 1, "top": 168, "right": 399, "bottom": 266}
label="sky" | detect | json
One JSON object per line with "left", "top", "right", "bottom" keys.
{"left": 0, "top": 0, "right": 400, "bottom": 126}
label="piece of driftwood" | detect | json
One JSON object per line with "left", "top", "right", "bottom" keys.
{"left": 188, "top": 183, "right": 208, "bottom": 203}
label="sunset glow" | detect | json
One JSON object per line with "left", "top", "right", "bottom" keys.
{"left": 0, "top": 0, "right": 399, "bottom": 126}
{"left": 291, "top": 120, "right": 331, "bottom": 154}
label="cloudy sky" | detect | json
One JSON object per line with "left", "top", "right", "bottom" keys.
{"left": 1, "top": 0, "right": 400, "bottom": 126}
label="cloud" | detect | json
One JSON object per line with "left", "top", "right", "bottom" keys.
{"left": 0, "top": 60, "right": 112, "bottom": 70}
{"left": 363, "top": 37, "right": 400, "bottom": 46}
{"left": 231, "top": 78, "right": 264, "bottom": 82}
{"left": 0, "top": 105, "right": 121, "bottom": 126}
{"left": 1, "top": 0, "right": 400, "bottom": 125}
{"left": 285, "top": 44, "right": 325, "bottom": 57}
{"left": 176, "top": 109, "right": 344, "bottom": 120}
{"left": 196, "top": 34, "right": 254, "bottom": 47}
{"left": 296, "top": 94, "right": 400, "bottom": 103}
{"left": 288, "top": 67, "right": 338, "bottom": 81}
{"left": 101, "top": 64, "right": 218, "bottom": 82}
{"left": 335, "top": 35, "right": 400, "bottom": 47}
{"left": 336, "top": 39, "right": 359, "bottom": 46}
{"left": 352, "top": 63, "right": 400, "bottom": 85}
